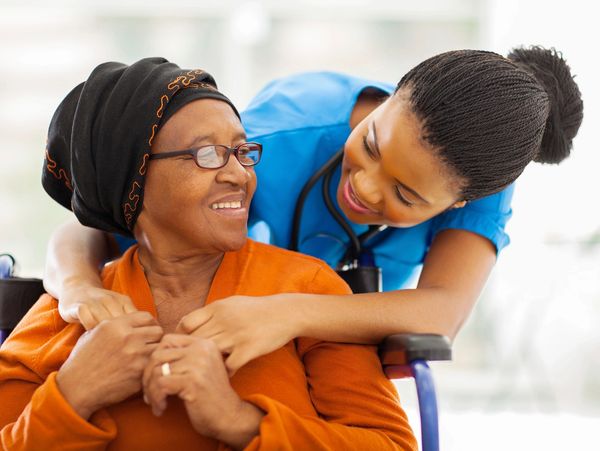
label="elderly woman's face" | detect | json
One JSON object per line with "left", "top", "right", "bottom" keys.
{"left": 139, "top": 99, "right": 256, "bottom": 254}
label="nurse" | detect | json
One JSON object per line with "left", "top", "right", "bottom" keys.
{"left": 44, "top": 46, "right": 583, "bottom": 373}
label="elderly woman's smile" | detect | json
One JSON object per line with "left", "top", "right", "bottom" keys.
{"left": 138, "top": 99, "right": 257, "bottom": 254}
{"left": 208, "top": 192, "right": 247, "bottom": 215}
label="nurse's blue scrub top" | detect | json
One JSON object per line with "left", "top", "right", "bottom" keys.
{"left": 116, "top": 72, "right": 514, "bottom": 291}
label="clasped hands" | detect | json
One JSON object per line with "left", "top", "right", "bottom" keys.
{"left": 55, "top": 311, "right": 263, "bottom": 448}
{"left": 59, "top": 287, "right": 297, "bottom": 375}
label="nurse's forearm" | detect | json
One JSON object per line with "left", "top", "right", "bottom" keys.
{"left": 294, "top": 287, "right": 468, "bottom": 344}
{"left": 44, "top": 219, "right": 115, "bottom": 298}
{"left": 295, "top": 229, "right": 496, "bottom": 343}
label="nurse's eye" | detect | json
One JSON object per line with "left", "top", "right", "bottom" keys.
{"left": 395, "top": 186, "right": 414, "bottom": 208}
{"left": 362, "top": 136, "right": 377, "bottom": 160}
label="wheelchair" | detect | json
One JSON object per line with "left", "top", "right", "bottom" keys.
{"left": 0, "top": 252, "right": 451, "bottom": 451}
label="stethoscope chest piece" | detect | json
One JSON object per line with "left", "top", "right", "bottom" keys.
{"left": 336, "top": 262, "right": 382, "bottom": 294}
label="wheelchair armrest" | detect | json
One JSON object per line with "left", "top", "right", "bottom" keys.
{"left": 379, "top": 333, "right": 452, "bottom": 366}
{"left": 0, "top": 277, "right": 45, "bottom": 329}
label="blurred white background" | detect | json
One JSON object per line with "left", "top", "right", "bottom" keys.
{"left": 0, "top": 0, "right": 598, "bottom": 449}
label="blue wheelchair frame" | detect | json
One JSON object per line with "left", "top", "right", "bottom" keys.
{"left": 0, "top": 253, "right": 451, "bottom": 451}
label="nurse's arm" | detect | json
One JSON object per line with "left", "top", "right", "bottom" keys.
{"left": 44, "top": 219, "right": 136, "bottom": 329}
{"left": 238, "top": 264, "right": 417, "bottom": 451}
{"left": 298, "top": 229, "right": 496, "bottom": 342}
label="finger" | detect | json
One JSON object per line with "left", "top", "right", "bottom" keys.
{"left": 145, "top": 374, "right": 190, "bottom": 416}
{"left": 144, "top": 373, "right": 170, "bottom": 416}
{"left": 77, "top": 304, "right": 100, "bottom": 330}
{"left": 207, "top": 333, "right": 234, "bottom": 354}
{"left": 144, "top": 360, "right": 191, "bottom": 414}
{"left": 143, "top": 347, "right": 188, "bottom": 388}
{"left": 187, "top": 325, "right": 222, "bottom": 340}
{"left": 124, "top": 311, "right": 158, "bottom": 327}
{"left": 176, "top": 308, "right": 212, "bottom": 334}
{"left": 101, "top": 296, "right": 130, "bottom": 318}
{"left": 59, "top": 304, "right": 80, "bottom": 324}
{"left": 159, "top": 333, "right": 197, "bottom": 348}
{"left": 90, "top": 303, "right": 121, "bottom": 327}
{"left": 149, "top": 346, "right": 189, "bottom": 368}
{"left": 138, "top": 343, "right": 160, "bottom": 365}
{"left": 144, "top": 343, "right": 159, "bottom": 355}
{"left": 117, "top": 295, "right": 138, "bottom": 315}
{"left": 225, "top": 350, "right": 249, "bottom": 377}
{"left": 134, "top": 325, "right": 165, "bottom": 344}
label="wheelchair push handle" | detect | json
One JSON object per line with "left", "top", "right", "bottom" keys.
{"left": 379, "top": 333, "right": 452, "bottom": 365}
{"left": 0, "top": 254, "right": 16, "bottom": 279}
{"left": 379, "top": 333, "right": 451, "bottom": 451}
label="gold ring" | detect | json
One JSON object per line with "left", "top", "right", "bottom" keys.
{"left": 161, "top": 362, "right": 171, "bottom": 377}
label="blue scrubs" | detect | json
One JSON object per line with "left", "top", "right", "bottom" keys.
{"left": 116, "top": 72, "right": 514, "bottom": 291}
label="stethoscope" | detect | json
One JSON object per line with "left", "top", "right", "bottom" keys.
{"left": 290, "top": 149, "right": 389, "bottom": 293}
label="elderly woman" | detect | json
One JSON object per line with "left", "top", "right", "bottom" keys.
{"left": 0, "top": 58, "right": 416, "bottom": 450}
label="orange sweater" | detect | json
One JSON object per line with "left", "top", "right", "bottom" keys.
{"left": 0, "top": 240, "right": 416, "bottom": 450}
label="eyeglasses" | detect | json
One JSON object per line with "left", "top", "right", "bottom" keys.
{"left": 149, "top": 142, "right": 262, "bottom": 169}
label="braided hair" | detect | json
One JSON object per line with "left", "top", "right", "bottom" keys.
{"left": 395, "top": 46, "right": 584, "bottom": 201}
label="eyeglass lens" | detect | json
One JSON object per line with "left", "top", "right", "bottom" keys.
{"left": 196, "top": 144, "right": 260, "bottom": 168}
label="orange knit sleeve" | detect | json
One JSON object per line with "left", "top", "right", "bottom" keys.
{"left": 0, "top": 295, "right": 117, "bottom": 450}
{"left": 242, "top": 264, "right": 417, "bottom": 450}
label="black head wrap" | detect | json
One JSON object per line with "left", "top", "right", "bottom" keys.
{"left": 42, "top": 57, "right": 239, "bottom": 237}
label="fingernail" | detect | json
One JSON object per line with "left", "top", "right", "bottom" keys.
{"left": 143, "top": 394, "right": 149, "bottom": 404}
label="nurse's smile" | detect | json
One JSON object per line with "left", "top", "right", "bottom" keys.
{"left": 341, "top": 178, "right": 379, "bottom": 216}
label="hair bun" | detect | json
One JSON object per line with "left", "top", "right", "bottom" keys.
{"left": 508, "top": 46, "right": 583, "bottom": 164}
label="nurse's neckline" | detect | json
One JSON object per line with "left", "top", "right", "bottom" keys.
{"left": 349, "top": 87, "right": 390, "bottom": 130}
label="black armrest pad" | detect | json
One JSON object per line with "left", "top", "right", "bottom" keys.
{"left": 0, "top": 278, "right": 45, "bottom": 329}
{"left": 379, "top": 333, "right": 452, "bottom": 365}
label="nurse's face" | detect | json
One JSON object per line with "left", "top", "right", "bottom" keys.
{"left": 338, "top": 89, "right": 466, "bottom": 227}
{"left": 138, "top": 99, "right": 256, "bottom": 254}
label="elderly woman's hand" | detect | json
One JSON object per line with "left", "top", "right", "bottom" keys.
{"left": 56, "top": 311, "right": 163, "bottom": 420}
{"left": 59, "top": 281, "right": 138, "bottom": 330}
{"left": 143, "top": 334, "right": 264, "bottom": 449}
{"left": 175, "top": 295, "right": 298, "bottom": 375}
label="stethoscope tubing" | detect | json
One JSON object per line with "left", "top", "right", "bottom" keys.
{"left": 291, "top": 148, "right": 387, "bottom": 266}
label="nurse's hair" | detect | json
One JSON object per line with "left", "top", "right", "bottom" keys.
{"left": 395, "top": 46, "right": 584, "bottom": 201}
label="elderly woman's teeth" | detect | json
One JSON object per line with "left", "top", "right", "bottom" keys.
{"left": 211, "top": 201, "right": 242, "bottom": 210}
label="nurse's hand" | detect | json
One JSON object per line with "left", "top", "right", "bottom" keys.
{"left": 175, "top": 295, "right": 296, "bottom": 375}
{"left": 143, "top": 334, "right": 264, "bottom": 449}
{"left": 59, "top": 282, "right": 138, "bottom": 330}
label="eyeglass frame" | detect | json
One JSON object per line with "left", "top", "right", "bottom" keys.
{"left": 148, "top": 141, "right": 262, "bottom": 170}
